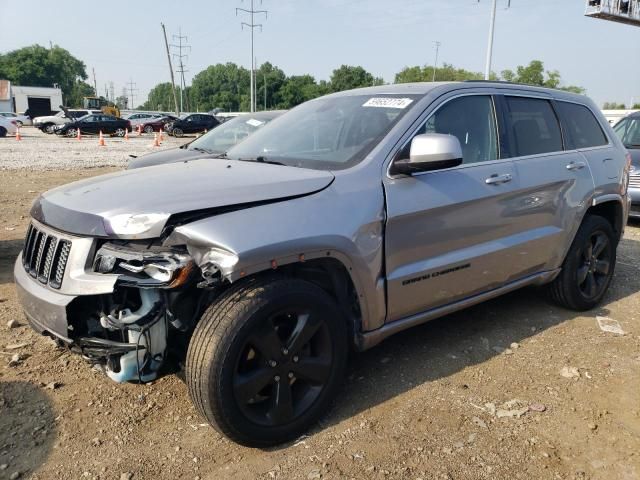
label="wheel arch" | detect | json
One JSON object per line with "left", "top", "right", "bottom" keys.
{"left": 583, "top": 195, "right": 625, "bottom": 243}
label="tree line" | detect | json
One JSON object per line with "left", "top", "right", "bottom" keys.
{"left": 0, "top": 44, "right": 603, "bottom": 114}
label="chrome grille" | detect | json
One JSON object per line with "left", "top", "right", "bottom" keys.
{"left": 22, "top": 223, "right": 72, "bottom": 289}
{"left": 629, "top": 175, "right": 640, "bottom": 189}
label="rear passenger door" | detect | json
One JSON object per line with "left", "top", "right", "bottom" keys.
{"left": 499, "top": 94, "right": 595, "bottom": 273}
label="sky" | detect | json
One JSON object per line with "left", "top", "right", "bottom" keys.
{"left": 1, "top": 0, "right": 638, "bottom": 108}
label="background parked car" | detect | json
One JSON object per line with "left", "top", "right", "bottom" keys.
{"left": 0, "top": 116, "right": 18, "bottom": 137}
{"left": 167, "top": 113, "right": 220, "bottom": 137}
{"left": 0, "top": 112, "right": 32, "bottom": 126}
{"left": 125, "top": 112, "right": 165, "bottom": 128}
{"left": 139, "top": 115, "right": 179, "bottom": 133}
{"left": 128, "top": 111, "right": 285, "bottom": 169}
{"left": 56, "top": 114, "right": 132, "bottom": 137}
{"left": 613, "top": 111, "right": 640, "bottom": 218}
{"left": 33, "top": 109, "right": 101, "bottom": 133}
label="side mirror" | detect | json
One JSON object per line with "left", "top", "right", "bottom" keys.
{"left": 391, "top": 133, "right": 463, "bottom": 175}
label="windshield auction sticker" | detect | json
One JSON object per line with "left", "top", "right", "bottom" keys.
{"left": 246, "top": 118, "right": 265, "bottom": 127}
{"left": 363, "top": 98, "right": 413, "bottom": 109}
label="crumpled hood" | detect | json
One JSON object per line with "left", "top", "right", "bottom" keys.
{"left": 31, "top": 159, "right": 334, "bottom": 238}
{"left": 127, "top": 146, "right": 211, "bottom": 169}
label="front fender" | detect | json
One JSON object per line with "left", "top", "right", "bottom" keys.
{"left": 163, "top": 179, "right": 387, "bottom": 332}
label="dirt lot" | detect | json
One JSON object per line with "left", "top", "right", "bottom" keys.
{"left": 0, "top": 134, "right": 639, "bottom": 479}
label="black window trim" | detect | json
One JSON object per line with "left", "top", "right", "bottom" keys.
{"left": 554, "top": 99, "right": 611, "bottom": 151}
{"left": 498, "top": 94, "right": 566, "bottom": 160}
{"left": 388, "top": 92, "right": 504, "bottom": 178}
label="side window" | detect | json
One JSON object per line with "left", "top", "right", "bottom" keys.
{"left": 504, "top": 96, "right": 563, "bottom": 157}
{"left": 556, "top": 102, "right": 608, "bottom": 149}
{"left": 400, "top": 95, "right": 499, "bottom": 164}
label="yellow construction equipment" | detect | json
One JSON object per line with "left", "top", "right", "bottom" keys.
{"left": 83, "top": 96, "right": 121, "bottom": 117}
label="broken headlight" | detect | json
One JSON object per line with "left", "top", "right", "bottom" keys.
{"left": 94, "top": 242, "right": 194, "bottom": 288}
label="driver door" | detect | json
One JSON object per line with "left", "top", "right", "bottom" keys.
{"left": 384, "top": 94, "right": 521, "bottom": 321}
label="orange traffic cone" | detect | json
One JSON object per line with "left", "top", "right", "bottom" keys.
{"left": 124, "top": 129, "right": 129, "bottom": 140}
{"left": 76, "top": 127, "right": 81, "bottom": 141}
{"left": 98, "top": 130, "right": 105, "bottom": 147}
{"left": 15, "top": 126, "right": 21, "bottom": 141}
{"left": 137, "top": 124, "right": 142, "bottom": 136}
{"left": 159, "top": 129, "right": 164, "bottom": 143}
{"left": 152, "top": 133, "right": 160, "bottom": 147}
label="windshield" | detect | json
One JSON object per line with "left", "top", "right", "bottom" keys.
{"left": 188, "top": 114, "right": 278, "bottom": 153}
{"left": 227, "top": 94, "right": 421, "bottom": 170}
{"left": 613, "top": 117, "right": 640, "bottom": 148}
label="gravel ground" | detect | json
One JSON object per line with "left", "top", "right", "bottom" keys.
{"left": 0, "top": 143, "right": 639, "bottom": 479}
{"left": 0, "top": 127, "right": 188, "bottom": 170}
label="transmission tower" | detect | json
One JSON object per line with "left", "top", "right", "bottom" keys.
{"left": 171, "top": 27, "right": 192, "bottom": 113}
{"left": 126, "top": 79, "right": 138, "bottom": 110}
{"left": 237, "top": 0, "right": 268, "bottom": 113}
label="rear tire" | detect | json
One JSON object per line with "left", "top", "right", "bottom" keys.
{"left": 0, "top": 127, "right": 6, "bottom": 138}
{"left": 186, "top": 276, "right": 348, "bottom": 447}
{"left": 65, "top": 128, "right": 77, "bottom": 138}
{"left": 114, "top": 128, "right": 126, "bottom": 137}
{"left": 548, "top": 215, "right": 616, "bottom": 311}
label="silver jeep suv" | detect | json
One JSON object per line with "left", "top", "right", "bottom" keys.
{"left": 14, "top": 82, "right": 630, "bottom": 446}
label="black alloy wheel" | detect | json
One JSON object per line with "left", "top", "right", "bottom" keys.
{"left": 186, "top": 277, "right": 347, "bottom": 447}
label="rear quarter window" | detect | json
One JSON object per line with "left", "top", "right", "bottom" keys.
{"left": 556, "top": 102, "right": 608, "bottom": 149}
{"left": 504, "top": 96, "right": 563, "bottom": 157}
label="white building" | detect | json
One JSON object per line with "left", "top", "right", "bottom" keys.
{"left": 0, "top": 80, "right": 64, "bottom": 117}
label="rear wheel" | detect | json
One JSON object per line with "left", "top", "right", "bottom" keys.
{"left": 548, "top": 215, "right": 616, "bottom": 311}
{"left": 0, "top": 127, "right": 6, "bottom": 138}
{"left": 172, "top": 127, "right": 183, "bottom": 137}
{"left": 65, "top": 128, "right": 77, "bottom": 138}
{"left": 186, "top": 277, "right": 348, "bottom": 447}
{"left": 144, "top": 125, "right": 154, "bottom": 134}
{"left": 44, "top": 123, "right": 55, "bottom": 134}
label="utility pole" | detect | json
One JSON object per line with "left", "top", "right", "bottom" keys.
{"left": 171, "top": 27, "right": 191, "bottom": 114}
{"left": 161, "top": 22, "right": 180, "bottom": 116}
{"left": 109, "top": 82, "right": 115, "bottom": 104}
{"left": 432, "top": 41, "right": 441, "bottom": 82}
{"left": 480, "top": 0, "right": 511, "bottom": 80}
{"left": 237, "top": 0, "right": 268, "bottom": 113}
{"left": 126, "top": 79, "right": 138, "bottom": 110}
{"left": 92, "top": 68, "right": 97, "bottom": 95}
{"left": 264, "top": 72, "right": 267, "bottom": 110}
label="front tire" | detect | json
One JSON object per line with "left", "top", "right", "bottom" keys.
{"left": 114, "top": 128, "right": 126, "bottom": 137}
{"left": 65, "top": 128, "right": 77, "bottom": 138}
{"left": 172, "top": 127, "right": 183, "bottom": 137}
{"left": 144, "top": 125, "right": 154, "bottom": 134}
{"left": 548, "top": 215, "right": 616, "bottom": 311}
{"left": 186, "top": 276, "right": 348, "bottom": 447}
{"left": 44, "top": 123, "right": 55, "bottom": 134}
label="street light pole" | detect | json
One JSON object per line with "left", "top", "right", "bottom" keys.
{"left": 485, "top": 0, "right": 497, "bottom": 80}
{"left": 432, "top": 41, "right": 441, "bottom": 82}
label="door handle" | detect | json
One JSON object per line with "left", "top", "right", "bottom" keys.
{"left": 485, "top": 173, "right": 512, "bottom": 185}
{"left": 566, "top": 161, "right": 586, "bottom": 171}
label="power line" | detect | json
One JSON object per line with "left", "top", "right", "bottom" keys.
{"left": 126, "top": 78, "right": 138, "bottom": 110}
{"left": 171, "top": 27, "right": 192, "bottom": 113}
{"left": 237, "top": 0, "right": 268, "bottom": 113}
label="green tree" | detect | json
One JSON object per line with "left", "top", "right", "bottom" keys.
{"left": 0, "top": 44, "right": 88, "bottom": 103}
{"left": 395, "top": 63, "right": 484, "bottom": 83}
{"left": 65, "top": 80, "right": 95, "bottom": 108}
{"left": 633, "top": 103, "right": 640, "bottom": 109}
{"left": 602, "top": 102, "right": 627, "bottom": 109}
{"left": 330, "top": 65, "right": 376, "bottom": 92}
{"left": 503, "top": 60, "right": 585, "bottom": 94}
{"left": 140, "top": 82, "right": 178, "bottom": 111}
{"left": 190, "top": 62, "right": 250, "bottom": 112}
{"left": 255, "top": 62, "right": 286, "bottom": 110}
{"left": 277, "top": 75, "right": 322, "bottom": 108}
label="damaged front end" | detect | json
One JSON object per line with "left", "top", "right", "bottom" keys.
{"left": 15, "top": 221, "right": 214, "bottom": 383}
